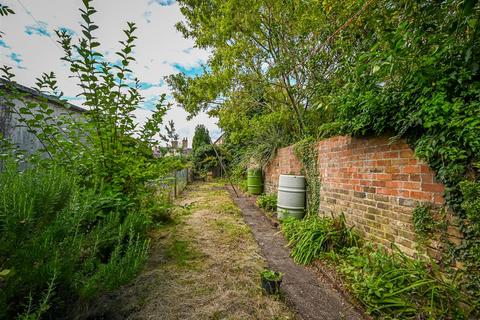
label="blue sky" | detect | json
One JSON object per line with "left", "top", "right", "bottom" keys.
{"left": 1, "top": 0, "right": 219, "bottom": 145}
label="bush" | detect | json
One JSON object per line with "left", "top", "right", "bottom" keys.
{"left": 256, "top": 193, "right": 277, "bottom": 211}
{"left": 339, "top": 245, "right": 471, "bottom": 319}
{"left": 0, "top": 162, "right": 153, "bottom": 318}
{"left": 280, "top": 213, "right": 472, "bottom": 318}
{"left": 281, "top": 214, "right": 358, "bottom": 265}
{"left": 239, "top": 179, "right": 248, "bottom": 192}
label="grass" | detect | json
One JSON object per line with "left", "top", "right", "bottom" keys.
{"left": 94, "top": 181, "right": 295, "bottom": 319}
{"left": 165, "top": 239, "right": 204, "bottom": 268}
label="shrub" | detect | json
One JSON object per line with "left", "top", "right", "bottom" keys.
{"left": 239, "top": 179, "right": 248, "bottom": 192}
{"left": 281, "top": 214, "right": 358, "bottom": 265}
{"left": 280, "top": 212, "right": 472, "bottom": 318}
{"left": 0, "top": 162, "right": 151, "bottom": 318}
{"left": 339, "top": 245, "right": 471, "bottom": 319}
{"left": 256, "top": 193, "right": 277, "bottom": 211}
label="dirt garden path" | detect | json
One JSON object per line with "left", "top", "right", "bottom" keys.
{"left": 86, "top": 182, "right": 295, "bottom": 319}
{"left": 228, "top": 187, "right": 365, "bottom": 320}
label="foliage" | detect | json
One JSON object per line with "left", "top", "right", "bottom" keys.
{"left": 0, "top": 1, "right": 184, "bottom": 318}
{"left": 191, "top": 124, "right": 211, "bottom": 151}
{"left": 0, "top": 162, "right": 151, "bottom": 319}
{"left": 281, "top": 214, "right": 358, "bottom": 265}
{"left": 294, "top": 137, "right": 321, "bottom": 216}
{"left": 281, "top": 212, "right": 472, "bottom": 318}
{"left": 0, "top": 0, "right": 170, "bottom": 194}
{"left": 239, "top": 179, "right": 248, "bottom": 192}
{"left": 191, "top": 125, "right": 218, "bottom": 177}
{"left": 172, "top": 0, "right": 480, "bottom": 309}
{"left": 256, "top": 193, "right": 277, "bottom": 212}
{"left": 160, "top": 120, "right": 179, "bottom": 152}
{"left": 338, "top": 245, "right": 471, "bottom": 319}
{"left": 412, "top": 204, "right": 437, "bottom": 238}
{"left": 0, "top": 4, "right": 14, "bottom": 17}
{"left": 260, "top": 269, "right": 283, "bottom": 281}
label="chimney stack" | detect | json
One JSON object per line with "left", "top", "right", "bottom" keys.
{"left": 171, "top": 140, "right": 178, "bottom": 149}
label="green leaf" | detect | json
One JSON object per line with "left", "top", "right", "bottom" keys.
{"left": 464, "top": 0, "right": 479, "bottom": 15}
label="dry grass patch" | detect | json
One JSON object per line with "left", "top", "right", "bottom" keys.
{"left": 88, "top": 181, "right": 295, "bottom": 320}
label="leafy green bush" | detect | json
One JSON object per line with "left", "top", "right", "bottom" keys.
{"left": 239, "top": 179, "right": 248, "bottom": 192}
{"left": 0, "top": 162, "right": 151, "bottom": 318}
{"left": 339, "top": 245, "right": 471, "bottom": 319}
{"left": 281, "top": 214, "right": 358, "bottom": 265}
{"left": 256, "top": 193, "right": 277, "bottom": 211}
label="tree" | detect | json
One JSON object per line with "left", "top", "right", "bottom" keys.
{"left": 191, "top": 125, "right": 216, "bottom": 177}
{"left": 160, "top": 120, "right": 180, "bottom": 151}
{"left": 192, "top": 124, "right": 211, "bottom": 151}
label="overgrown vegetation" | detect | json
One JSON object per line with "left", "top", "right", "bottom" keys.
{"left": 338, "top": 245, "right": 471, "bottom": 319}
{"left": 294, "top": 138, "right": 321, "bottom": 216}
{"left": 281, "top": 215, "right": 358, "bottom": 265}
{"left": 190, "top": 124, "right": 218, "bottom": 179}
{"left": 281, "top": 215, "right": 473, "bottom": 318}
{"left": 170, "top": 0, "right": 480, "bottom": 313}
{"left": 0, "top": 1, "right": 185, "bottom": 318}
{"left": 256, "top": 193, "right": 277, "bottom": 212}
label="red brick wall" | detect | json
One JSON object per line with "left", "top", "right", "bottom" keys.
{"left": 264, "top": 136, "right": 459, "bottom": 257}
{"left": 264, "top": 145, "right": 302, "bottom": 193}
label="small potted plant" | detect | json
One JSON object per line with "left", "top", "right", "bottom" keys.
{"left": 260, "top": 269, "right": 283, "bottom": 294}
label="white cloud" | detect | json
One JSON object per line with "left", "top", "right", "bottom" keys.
{"left": 1, "top": 0, "right": 217, "bottom": 147}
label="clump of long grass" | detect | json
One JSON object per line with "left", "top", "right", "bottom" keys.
{"left": 281, "top": 214, "right": 358, "bottom": 265}
{"left": 339, "top": 244, "right": 472, "bottom": 319}
{"left": 280, "top": 214, "right": 473, "bottom": 318}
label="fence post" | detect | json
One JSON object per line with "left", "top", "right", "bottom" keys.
{"left": 174, "top": 171, "right": 177, "bottom": 197}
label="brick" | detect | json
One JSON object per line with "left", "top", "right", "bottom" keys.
{"left": 410, "top": 191, "right": 432, "bottom": 201}
{"left": 402, "top": 165, "right": 421, "bottom": 174}
{"left": 383, "top": 151, "right": 400, "bottom": 159}
{"left": 392, "top": 174, "right": 409, "bottom": 181}
{"left": 363, "top": 186, "right": 376, "bottom": 193}
{"left": 377, "top": 173, "right": 392, "bottom": 180}
{"left": 400, "top": 149, "right": 415, "bottom": 158}
{"left": 377, "top": 202, "right": 391, "bottom": 210}
{"left": 402, "top": 181, "right": 421, "bottom": 190}
{"left": 421, "top": 183, "right": 444, "bottom": 193}
{"left": 398, "top": 198, "right": 416, "bottom": 208}
{"left": 354, "top": 191, "right": 366, "bottom": 198}
{"left": 385, "top": 181, "right": 402, "bottom": 188}
{"left": 374, "top": 194, "right": 390, "bottom": 203}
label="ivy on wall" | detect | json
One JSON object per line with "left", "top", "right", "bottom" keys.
{"left": 294, "top": 138, "right": 321, "bottom": 216}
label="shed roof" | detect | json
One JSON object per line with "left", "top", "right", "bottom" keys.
{"left": 0, "top": 79, "right": 87, "bottom": 113}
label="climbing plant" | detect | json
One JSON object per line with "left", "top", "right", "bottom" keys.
{"left": 294, "top": 137, "right": 321, "bottom": 216}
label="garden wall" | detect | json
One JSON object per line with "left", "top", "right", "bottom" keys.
{"left": 264, "top": 136, "right": 461, "bottom": 258}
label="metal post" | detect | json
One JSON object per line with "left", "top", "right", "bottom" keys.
{"left": 211, "top": 141, "right": 238, "bottom": 197}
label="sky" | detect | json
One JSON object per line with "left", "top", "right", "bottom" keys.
{"left": 0, "top": 0, "right": 221, "bottom": 146}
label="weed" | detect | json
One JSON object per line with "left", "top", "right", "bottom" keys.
{"left": 338, "top": 245, "right": 471, "bottom": 319}
{"left": 257, "top": 193, "right": 277, "bottom": 212}
{"left": 281, "top": 214, "right": 358, "bottom": 265}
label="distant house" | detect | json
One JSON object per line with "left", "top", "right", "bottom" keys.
{"left": 0, "top": 79, "right": 86, "bottom": 156}
{"left": 213, "top": 133, "right": 224, "bottom": 146}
